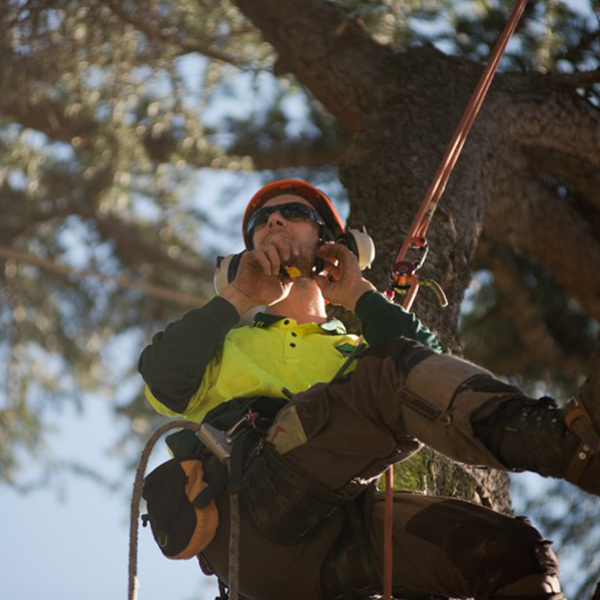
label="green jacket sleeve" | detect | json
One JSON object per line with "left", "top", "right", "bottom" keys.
{"left": 138, "top": 296, "right": 240, "bottom": 413}
{"left": 354, "top": 291, "right": 443, "bottom": 353}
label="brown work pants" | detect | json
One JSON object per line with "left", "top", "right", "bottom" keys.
{"left": 203, "top": 337, "right": 561, "bottom": 599}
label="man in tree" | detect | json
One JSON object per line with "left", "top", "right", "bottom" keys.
{"left": 139, "top": 180, "right": 599, "bottom": 600}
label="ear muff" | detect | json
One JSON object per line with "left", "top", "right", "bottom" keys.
{"left": 337, "top": 227, "right": 376, "bottom": 270}
{"left": 213, "top": 252, "right": 244, "bottom": 295}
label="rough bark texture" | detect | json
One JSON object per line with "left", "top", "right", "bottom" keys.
{"left": 233, "top": 0, "right": 600, "bottom": 515}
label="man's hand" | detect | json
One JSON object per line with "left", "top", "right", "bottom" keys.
{"left": 220, "top": 238, "right": 299, "bottom": 314}
{"left": 314, "top": 243, "right": 376, "bottom": 311}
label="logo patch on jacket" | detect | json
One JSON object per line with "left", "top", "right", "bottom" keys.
{"left": 335, "top": 343, "right": 356, "bottom": 358}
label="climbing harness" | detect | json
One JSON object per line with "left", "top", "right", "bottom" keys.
{"left": 382, "top": 1, "right": 528, "bottom": 599}
{"left": 131, "top": 343, "right": 368, "bottom": 600}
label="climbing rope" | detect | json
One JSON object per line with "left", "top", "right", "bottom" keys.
{"left": 383, "top": 2, "right": 528, "bottom": 599}
{"left": 128, "top": 419, "right": 201, "bottom": 600}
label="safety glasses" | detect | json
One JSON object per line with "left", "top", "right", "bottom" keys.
{"left": 245, "top": 202, "right": 325, "bottom": 236}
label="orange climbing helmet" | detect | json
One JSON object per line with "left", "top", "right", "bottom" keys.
{"left": 242, "top": 180, "right": 345, "bottom": 249}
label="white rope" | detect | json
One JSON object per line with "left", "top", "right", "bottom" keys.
{"left": 128, "top": 420, "right": 202, "bottom": 600}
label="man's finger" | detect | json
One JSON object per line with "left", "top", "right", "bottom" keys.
{"left": 269, "top": 237, "right": 291, "bottom": 263}
{"left": 321, "top": 262, "right": 341, "bottom": 281}
{"left": 317, "top": 243, "right": 352, "bottom": 261}
{"left": 263, "top": 245, "right": 281, "bottom": 276}
{"left": 252, "top": 251, "right": 274, "bottom": 276}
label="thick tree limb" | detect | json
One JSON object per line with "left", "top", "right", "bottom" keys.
{"left": 486, "top": 150, "right": 600, "bottom": 320}
{"left": 522, "top": 146, "right": 600, "bottom": 213}
{"left": 233, "top": 0, "right": 391, "bottom": 132}
{"left": 503, "top": 76, "right": 600, "bottom": 168}
{"left": 476, "top": 237, "right": 588, "bottom": 375}
{"left": 545, "top": 68, "right": 600, "bottom": 87}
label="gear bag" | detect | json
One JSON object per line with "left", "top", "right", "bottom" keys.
{"left": 142, "top": 457, "right": 219, "bottom": 559}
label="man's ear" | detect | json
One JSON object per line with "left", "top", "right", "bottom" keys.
{"left": 213, "top": 252, "right": 245, "bottom": 294}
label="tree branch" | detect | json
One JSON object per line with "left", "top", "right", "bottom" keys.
{"left": 0, "top": 246, "right": 207, "bottom": 308}
{"left": 227, "top": 136, "right": 345, "bottom": 169}
{"left": 100, "top": 0, "right": 251, "bottom": 68}
{"left": 503, "top": 75, "right": 600, "bottom": 168}
{"left": 475, "top": 237, "right": 588, "bottom": 375}
{"left": 523, "top": 146, "right": 600, "bottom": 212}
{"left": 545, "top": 68, "right": 600, "bottom": 87}
{"left": 579, "top": 332, "right": 600, "bottom": 418}
{"left": 0, "top": 89, "right": 99, "bottom": 147}
{"left": 485, "top": 149, "right": 600, "bottom": 320}
{"left": 233, "top": 0, "right": 391, "bottom": 132}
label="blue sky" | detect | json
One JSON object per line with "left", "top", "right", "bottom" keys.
{"left": 1, "top": 400, "right": 219, "bottom": 600}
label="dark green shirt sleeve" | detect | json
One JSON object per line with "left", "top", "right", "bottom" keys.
{"left": 138, "top": 296, "right": 240, "bottom": 413}
{"left": 354, "top": 291, "right": 443, "bottom": 353}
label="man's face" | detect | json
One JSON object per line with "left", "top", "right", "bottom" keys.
{"left": 251, "top": 194, "right": 322, "bottom": 274}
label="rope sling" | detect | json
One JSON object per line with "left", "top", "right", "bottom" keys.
{"left": 382, "top": 2, "right": 528, "bottom": 598}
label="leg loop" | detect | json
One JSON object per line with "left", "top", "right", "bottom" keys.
{"left": 320, "top": 486, "right": 379, "bottom": 599}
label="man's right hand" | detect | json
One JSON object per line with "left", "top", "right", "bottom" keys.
{"left": 219, "top": 238, "right": 300, "bottom": 315}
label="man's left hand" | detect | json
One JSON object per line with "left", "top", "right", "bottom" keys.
{"left": 314, "top": 243, "right": 376, "bottom": 311}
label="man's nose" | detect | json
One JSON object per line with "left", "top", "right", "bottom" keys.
{"left": 267, "top": 211, "right": 286, "bottom": 228}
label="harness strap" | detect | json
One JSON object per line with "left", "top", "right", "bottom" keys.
{"left": 332, "top": 342, "right": 367, "bottom": 381}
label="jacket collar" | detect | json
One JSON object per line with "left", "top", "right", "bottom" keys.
{"left": 252, "top": 312, "right": 347, "bottom": 335}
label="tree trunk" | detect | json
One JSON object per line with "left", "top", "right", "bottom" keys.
{"left": 232, "top": 0, "right": 536, "bottom": 513}
{"left": 339, "top": 46, "right": 511, "bottom": 512}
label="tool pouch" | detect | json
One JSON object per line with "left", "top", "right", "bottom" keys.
{"left": 243, "top": 443, "right": 347, "bottom": 544}
{"left": 142, "top": 457, "right": 219, "bottom": 559}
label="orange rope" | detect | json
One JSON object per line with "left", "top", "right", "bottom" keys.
{"left": 391, "top": 0, "right": 528, "bottom": 274}
{"left": 383, "top": 2, "right": 528, "bottom": 598}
